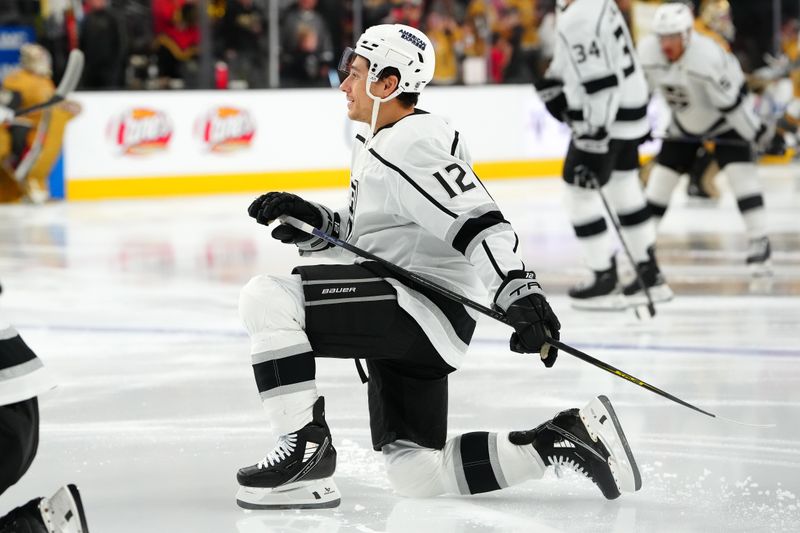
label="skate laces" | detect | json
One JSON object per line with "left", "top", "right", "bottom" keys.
{"left": 548, "top": 454, "right": 589, "bottom": 480}
{"left": 258, "top": 434, "right": 298, "bottom": 468}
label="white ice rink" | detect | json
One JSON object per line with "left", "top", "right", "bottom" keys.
{"left": 0, "top": 167, "right": 798, "bottom": 533}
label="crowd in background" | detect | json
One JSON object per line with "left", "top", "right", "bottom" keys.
{"left": 0, "top": 0, "right": 797, "bottom": 90}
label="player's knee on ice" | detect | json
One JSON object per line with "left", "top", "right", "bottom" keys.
{"left": 382, "top": 441, "right": 451, "bottom": 498}
{"left": 239, "top": 274, "right": 305, "bottom": 335}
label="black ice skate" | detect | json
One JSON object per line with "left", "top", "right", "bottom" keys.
{"left": 746, "top": 236, "right": 772, "bottom": 277}
{"left": 236, "top": 396, "right": 340, "bottom": 510}
{"left": 510, "top": 395, "right": 641, "bottom": 500}
{"left": 0, "top": 485, "right": 90, "bottom": 533}
{"left": 622, "top": 247, "right": 673, "bottom": 307}
{"left": 568, "top": 257, "right": 623, "bottom": 310}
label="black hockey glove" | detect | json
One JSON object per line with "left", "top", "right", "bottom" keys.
{"left": 248, "top": 192, "right": 321, "bottom": 244}
{"left": 567, "top": 127, "right": 610, "bottom": 188}
{"left": 494, "top": 271, "right": 561, "bottom": 367}
{"left": 754, "top": 122, "right": 775, "bottom": 153}
{"left": 534, "top": 78, "right": 568, "bottom": 123}
{"left": 573, "top": 164, "right": 601, "bottom": 189}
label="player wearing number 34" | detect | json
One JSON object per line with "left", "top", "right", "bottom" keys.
{"left": 236, "top": 23, "right": 641, "bottom": 510}
{"left": 535, "top": 0, "right": 672, "bottom": 310}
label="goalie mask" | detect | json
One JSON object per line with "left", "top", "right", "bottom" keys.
{"left": 338, "top": 24, "right": 435, "bottom": 136}
{"left": 20, "top": 44, "right": 52, "bottom": 77}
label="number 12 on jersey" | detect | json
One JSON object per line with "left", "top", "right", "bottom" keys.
{"left": 433, "top": 163, "right": 476, "bottom": 198}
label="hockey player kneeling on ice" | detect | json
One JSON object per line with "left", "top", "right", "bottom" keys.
{"left": 236, "top": 23, "right": 641, "bottom": 510}
{"left": 639, "top": 3, "right": 773, "bottom": 274}
{"left": 0, "top": 288, "right": 91, "bottom": 533}
{"left": 534, "top": 0, "right": 671, "bottom": 310}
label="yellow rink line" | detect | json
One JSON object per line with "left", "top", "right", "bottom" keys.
{"left": 65, "top": 151, "right": 787, "bottom": 200}
{"left": 66, "top": 159, "right": 569, "bottom": 200}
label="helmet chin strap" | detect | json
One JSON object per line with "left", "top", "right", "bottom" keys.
{"left": 365, "top": 77, "right": 403, "bottom": 142}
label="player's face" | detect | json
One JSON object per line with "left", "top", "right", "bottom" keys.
{"left": 659, "top": 33, "right": 685, "bottom": 62}
{"left": 339, "top": 56, "right": 372, "bottom": 123}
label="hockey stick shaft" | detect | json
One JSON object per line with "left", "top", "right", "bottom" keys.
{"left": 14, "top": 49, "right": 84, "bottom": 117}
{"left": 654, "top": 134, "right": 752, "bottom": 148}
{"left": 590, "top": 176, "right": 656, "bottom": 318}
{"left": 278, "top": 215, "right": 715, "bottom": 419}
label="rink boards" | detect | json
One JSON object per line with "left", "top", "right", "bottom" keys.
{"left": 61, "top": 85, "right": 663, "bottom": 200}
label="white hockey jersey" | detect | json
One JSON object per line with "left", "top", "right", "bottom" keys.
{"left": 638, "top": 31, "right": 761, "bottom": 139}
{"left": 303, "top": 110, "right": 526, "bottom": 369}
{"left": 0, "top": 321, "right": 56, "bottom": 406}
{"left": 549, "top": 0, "right": 650, "bottom": 140}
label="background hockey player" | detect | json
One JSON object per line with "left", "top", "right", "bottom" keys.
{"left": 639, "top": 3, "right": 773, "bottom": 273}
{"left": 235, "top": 23, "right": 641, "bottom": 510}
{"left": 535, "top": 0, "right": 671, "bottom": 310}
{"left": 0, "top": 279, "right": 91, "bottom": 532}
{"left": 0, "top": 44, "right": 80, "bottom": 204}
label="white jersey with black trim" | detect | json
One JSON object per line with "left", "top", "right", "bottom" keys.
{"left": 0, "top": 321, "right": 57, "bottom": 406}
{"left": 549, "top": 0, "right": 649, "bottom": 140}
{"left": 638, "top": 31, "right": 761, "bottom": 140}
{"left": 303, "top": 110, "right": 525, "bottom": 369}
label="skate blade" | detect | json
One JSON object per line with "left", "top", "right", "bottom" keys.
{"left": 579, "top": 395, "right": 641, "bottom": 494}
{"left": 236, "top": 478, "right": 341, "bottom": 510}
{"left": 748, "top": 260, "right": 773, "bottom": 278}
{"left": 569, "top": 294, "right": 626, "bottom": 311}
{"left": 623, "top": 284, "right": 673, "bottom": 308}
{"left": 39, "top": 484, "right": 90, "bottom": 533}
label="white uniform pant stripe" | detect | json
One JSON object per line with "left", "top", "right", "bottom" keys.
{"left": 565, "top": 184, "right": 614, "bottom": 271}
{"left": 382, "top": 433, "right": 546, "bottom": 498}
{"left": 605, "top": 169, "right": 656, "bottom": 263}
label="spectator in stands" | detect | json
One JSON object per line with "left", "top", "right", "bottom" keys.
{"left": 153, "top": 0, "right": 200, "bottom": 88}
{"left": 489, "top": 31, "right": 512, "bottom": 84}
{"left": 0, "top": 0, "right": 25, "bottom": 25}
{"left": 388, "top": 0, "right": 424, "bottom": 28}
{"left": 495, "top": 5, "right": 530, "bottom": 83}
{"left": 79, "top": 0, "right": 128, "bottom": 89}
{"left": 220, "top": 0, "right": 267, "bottom": 88}
{"left": 116, "top": 0, "right": 155, "bottom": 89}
{"left": 363, "top": 0, "right": 393, "bottom": 29}
{"left": 425, "top": 11, "right": 464, "bottom": 85}
{"left": 281, "top": 0, "right": 335, "bottom": 87}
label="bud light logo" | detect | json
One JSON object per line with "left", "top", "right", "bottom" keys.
{"left": 108, "top": 108, "right": 172, "bottom": 156}
{"left": 195, "top": 106, "right": 256, "bottom": 153}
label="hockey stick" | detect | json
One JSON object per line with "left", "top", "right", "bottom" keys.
{"left": 654, "top": 134, "right": 752, "bottom": 148}
{"left": 588, "top": 174, "right": 656, "bottom": 319}
{"left": 13, "top": 49, "right": 84, "bottom": 118}
{"left": 277, "top": 215, "right": 746, "bottom": 423}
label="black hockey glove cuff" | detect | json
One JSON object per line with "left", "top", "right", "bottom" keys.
{"left": 534, "top": 78, "right": 568, "bottom": 123}
{"left": 573, "top": 127, "right": 609, "bottom": 154}
{"left": 494, "top": 271, "right": 561, "bottom": 367}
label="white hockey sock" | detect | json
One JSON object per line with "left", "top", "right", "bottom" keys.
{"left": 240, "top": 274, "right": 318, "bottom": 435}
{"left": 605, "top": 170, "right": 656, "bottom": 263}
{"left": 725, "top": 163, "right": 768, "bottom": 238}
{"left": 261, "top": 387, "right": 318, "bottom": 435}
{"left": 382, "top": 433, "right": 546, "bottom": 498}
{"left": 645, "top": 164, "right": 682, "bottom": 225}
{"left": 564, "top": 184, "right": 614, "bottom": 271}
{"left": 494, "top": 431, "right": 547, "bottom": 487}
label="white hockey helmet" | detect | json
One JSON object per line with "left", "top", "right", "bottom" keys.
{"left": 342, "top": 24, "right": 435, "bottom": 99}
{"left": 340, "top": 24, "right": 435, "bottom": 135}
{"left": 652, "top": 3, "right": 694, "bottom": 43}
